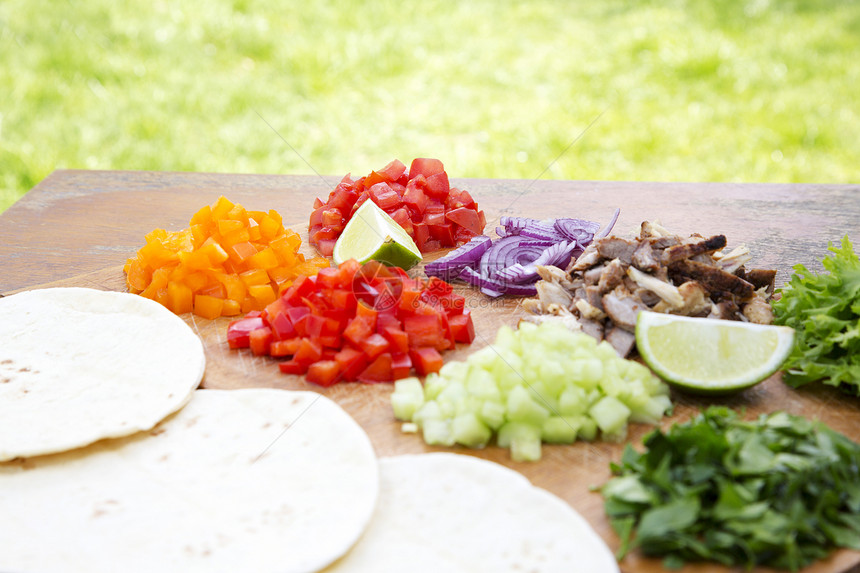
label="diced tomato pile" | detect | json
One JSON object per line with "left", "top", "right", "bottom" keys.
{"left": 226, "top": 259, "right": 476, "bottom": 386}
{"left": 308, "top": 158, "right": 487, "bottom": 256}
{"left": 124, "top": 196, "right": 329, "bottom": 319}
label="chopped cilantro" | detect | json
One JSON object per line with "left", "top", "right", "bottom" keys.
{"left": 602, "top": 407, "right": 860, "bottom": 571}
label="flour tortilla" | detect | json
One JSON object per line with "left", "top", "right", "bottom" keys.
{"left": 0, "top": 287, "right": 206, "bottom": 461}
{"left": 325, "top": 453, "right": 620, "bottom": 573}
{"left": 0, "top": 389, "right": 379, "bottom": 573}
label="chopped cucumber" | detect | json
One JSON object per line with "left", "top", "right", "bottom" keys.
{"left": 391, "top": 377, "right": 425, "bottom": 421}
{"left": 389, "top": 321, "right": 673, "bottom": 461}
{"left": 451, "top": 412, "right": 492, "bottom": 447}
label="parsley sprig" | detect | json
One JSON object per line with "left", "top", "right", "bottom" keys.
{"left": 603, "top": 407, "right": 860, "bottom": 571}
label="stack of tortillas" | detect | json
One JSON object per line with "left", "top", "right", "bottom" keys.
{"left": 0, "top": 287, "right": 619, "bottom": 573}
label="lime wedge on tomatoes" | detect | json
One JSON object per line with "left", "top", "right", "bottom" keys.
{"left": 635, "top": 311, "right": 794, "bottom": 394}
{"left": 333, "top": 200, "right": 422, "bottom": 270}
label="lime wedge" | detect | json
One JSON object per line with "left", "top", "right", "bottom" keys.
{"left": 333, "top": 200, "right": 422, "bottom": 270}
{"left": 635, "top": 311, "right": 795, "bottom": 394}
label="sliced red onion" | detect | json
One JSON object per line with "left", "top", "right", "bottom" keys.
{"left": 553, "top": 218, "right": 600, "bottom": 241}
{"left": 425, "top": 210, "right": 619, "bottom": 297}
{"left": 595, "top": 208, "right": 620, "bottom": 239}
{"left": 498, "top": 216, "right": 539, "bottom": 236}
{"left": 519, "top": 221, "right": 567, "bottom": 242}
{"left": 494, "top": 263, "right": 534, "bottom": 284}
{"left": 424, "top": 236, "right": 492, "bottom": 280}
{"left": 458, "top": 266, "right": 538, "bottom": 297}
{"left": 480, "top": 236, "right": 553, "bottom": 279}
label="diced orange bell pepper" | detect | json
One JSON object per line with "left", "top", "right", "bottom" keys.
{"left": 124, "top": 196, "right": 329, "bottom": 319}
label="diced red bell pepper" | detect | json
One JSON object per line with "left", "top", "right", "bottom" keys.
{"left": 357, "top": 353, "right": 394, "bottom": 383}
{"left": 227, "top": 316, "right": 265, "bottom": 349}
{"left": 391, "top": 353, "right": 413, "bottom": 379}
{"left": 335, "top": 347, "right": 369, "bottom": 381}
{"left": 344, "top": 315, "right": 375, "bottom": 348}
{"left": 249, "top": 326, "right": 273, "bottom": 356}
{"left": 294, "top": 338, "right": 323, "bottom": 365}
{"left": 359, "top": 333, "right": 390, "bottom": 361}
{"left": 381, "top": 326, "right": 410, "bottom": 355}
{"left": 410, "top": 347, "right": 443, "bottom": 376}
{"left": 306, "top": 360, "right": 341, "bottom": 387}
{"left": 267, "top": 311, "right": 296, "bottom": 341}
{"left": 270, "top": 337, "right": 301, "bottom": 357}
{"left": 403, "top": 313, "right": 443, "bottom": 349}
{"left": 448, "top": 310, "right": 476, "bottom": 343}
{"left": 315, "top": 266, "right": 347, "bottom": 289}
{"left": 278, "top": 359, "right": 308, "bottom": 375}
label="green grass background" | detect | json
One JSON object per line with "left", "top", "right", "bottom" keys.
{"left": 2, "top": 0, "right": 858, "bottom": 213}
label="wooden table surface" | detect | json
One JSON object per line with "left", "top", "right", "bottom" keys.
{"left": 2, "top": 169, "right": 859, "bottom": 573}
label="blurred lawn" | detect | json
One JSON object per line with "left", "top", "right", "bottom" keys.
{"left": 1, "top": 0, "right": 858, "bottom": 213}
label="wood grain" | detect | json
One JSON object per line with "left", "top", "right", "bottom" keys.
{"left": 2, "top": 170, "right": 860, "bottom": 573}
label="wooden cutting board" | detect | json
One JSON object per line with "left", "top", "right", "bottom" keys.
{"left": 3, "top": 170, "right": 860, "bottom": 572}
{"left": 18, "top": 244, "right": 860, "bottom": 573}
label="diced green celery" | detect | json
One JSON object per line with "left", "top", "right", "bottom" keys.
{"left": 506, "top": 385, "right": 550, "bottom": 426}
{"left": 390, "top": 377, "right": 425, "bottom": 421}
{"left": 578, "top": 416, "right": 598, "bottom": 440}
{"left": 479, "top": 400, "right": 506, "bottom": 430}
{"left": 421, "top": 419, "right": 455, "bottom": 446}
{"left": 629, "top": 394, "right": 673, "bottom": 425}
{"left": 451, "top": 412, "right": 492, "bottom": 447}
{"left": 541, "top": 416, "right": 580, "bottom": 444}
{"left": 589, "top": 395, "right": 632, "bottom": 435}
{"left": 559, "top": 385, "right": 588, "bottom": 416}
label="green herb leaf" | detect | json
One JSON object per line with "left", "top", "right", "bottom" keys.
{"left": 602, "top": 407, "right": 860, "bottom": 570}
{"left": 773, "top": 235, "right": 860, "bottom": 395}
